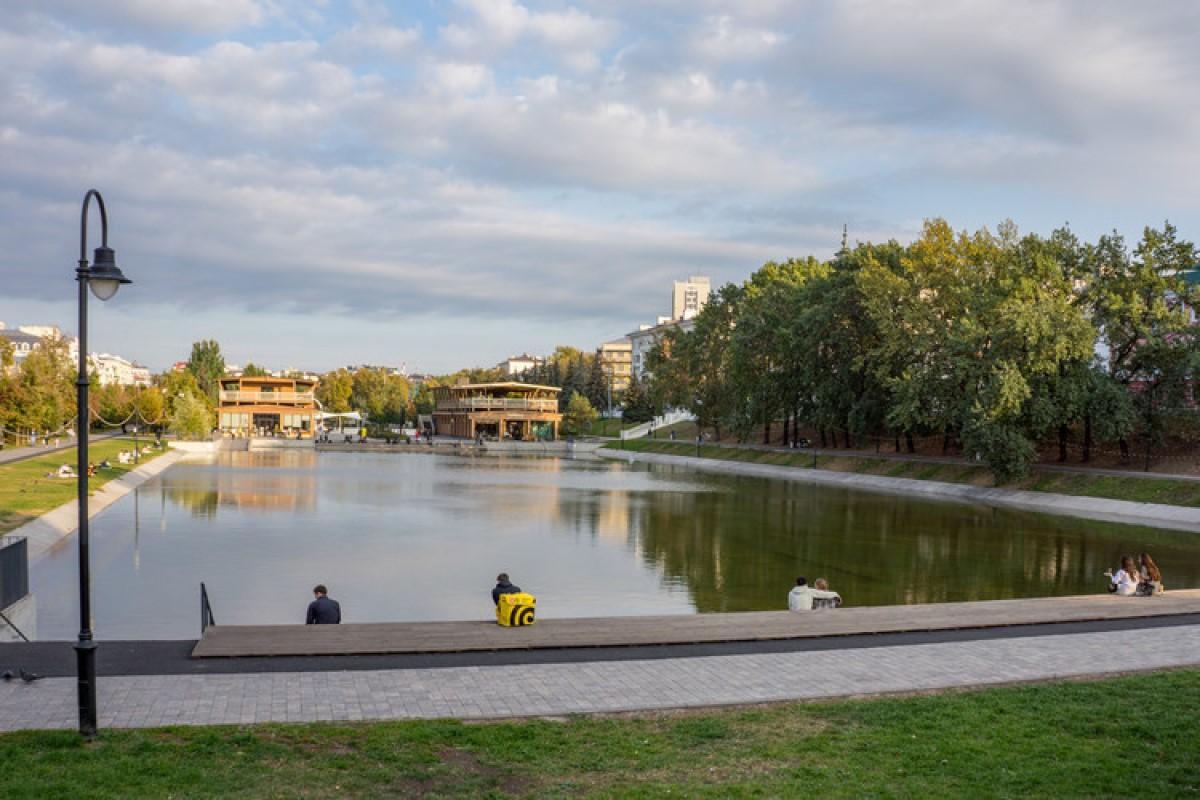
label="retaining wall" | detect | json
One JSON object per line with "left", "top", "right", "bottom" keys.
{"left": 600, "top": 449, "right": 1200, "bottom": 532}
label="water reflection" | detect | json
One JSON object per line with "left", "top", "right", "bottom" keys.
{"left": 26, "top": 450, "right": 1200, "bottom": 639}
{"left": 165, "top": 450, "right": 317, "bottom": 517}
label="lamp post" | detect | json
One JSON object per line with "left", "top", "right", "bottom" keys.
{"left": 75, "top": 189, "right": 132, "bottom": 737}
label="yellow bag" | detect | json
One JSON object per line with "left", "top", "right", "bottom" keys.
{"left": 496, "top": 592, "right": 536, "bottom": 627}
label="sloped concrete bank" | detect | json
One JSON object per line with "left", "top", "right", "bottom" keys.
{"left": 600, "top": 449, "right": 1200, "bottom": 532}
{"left": 10, "top": 450, "right": 185, "bottom": 562}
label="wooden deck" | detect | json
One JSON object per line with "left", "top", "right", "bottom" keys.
{"left": 190, "top": 590, "right": 1200, "bottom": 659}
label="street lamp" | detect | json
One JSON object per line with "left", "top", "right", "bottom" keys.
{"left": 75, "top": 189, "right": 132, "bottom": 737}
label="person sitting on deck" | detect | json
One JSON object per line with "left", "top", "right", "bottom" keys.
{"left": 1104, "top": 556, "right": 1140, "bottom": 596}
{"left": 811, "top": 578, "right": 842, "bottom": 610}
{"left": 788, "top": 576, "right": 841, "bottom": 611}
{"left": 306, "top": 584, "right": 342, "bottom": 624}
{"left": 1136, "top": 552, "right": 1165, "bottom": 596}
{"left": 492, "top": 573, "right": 521, "bottom": 606}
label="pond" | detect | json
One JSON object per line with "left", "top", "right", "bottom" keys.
{"left": 28, "top": 450, "right": 1200, "bottom": 639}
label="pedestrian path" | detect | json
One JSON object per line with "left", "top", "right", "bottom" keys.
{"left": 0, "top": 433, "right": 117, "bottom": 467}
{"left": 192, "top": 591, "right": 1200, "bottom": 658}
{"left": 3, "top": 624, "right": 1198, "bottom": 731}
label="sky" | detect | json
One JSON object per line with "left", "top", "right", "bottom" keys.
{"left": 0, "top": 1, "right": 1198, "bottom": 374}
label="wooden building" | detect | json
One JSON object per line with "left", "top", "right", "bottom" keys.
{"left": 432, "top": 382, "right": 562, "bottom": 440}
{"left": 218, "top": 375, "right": 318, "bottom": 438}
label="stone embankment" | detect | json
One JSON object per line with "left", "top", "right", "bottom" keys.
{"left": 9, "top": 450, "right": 184, "bottom": 561}
{"left": 601, "top": 449, "right": 1200, "bottom": 532}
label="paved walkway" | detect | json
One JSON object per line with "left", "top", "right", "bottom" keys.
{"left": 3, "top": 624, "right": 1198, "bottom": 731}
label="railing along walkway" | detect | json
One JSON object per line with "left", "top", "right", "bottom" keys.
{"left": 191, "top": 590, "right": 1200, "bottom": 658}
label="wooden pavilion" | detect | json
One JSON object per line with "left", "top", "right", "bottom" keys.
{"left": 432, "top": 382, "right": 562, "bottom": 440}
{"left": 217, "top": 375, "right": 318, "bottom": 438}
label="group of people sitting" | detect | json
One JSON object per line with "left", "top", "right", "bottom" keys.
{"left": 788, "top": 576, "right": 841, "bottom": 611}
{"left": 1106, "top": 552, "right": 1164, "bottom": 596}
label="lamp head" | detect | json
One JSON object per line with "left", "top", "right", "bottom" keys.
{"left": 87, "top": 246, "right": 131, "bottom": 301}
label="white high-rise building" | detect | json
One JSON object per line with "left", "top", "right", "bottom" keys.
{"left": 671, "top": 276, "right": 711, "bottom": 320}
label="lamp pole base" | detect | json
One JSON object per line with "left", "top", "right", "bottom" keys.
{"left": 75, "top": 638, "right": 98, "bottom": 737}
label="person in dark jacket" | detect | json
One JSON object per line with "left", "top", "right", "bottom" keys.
{"left": 306, "top": 584, "right": 341, "bottom": 624}
{"left": 492, "top": 573, "right": 521, "bottom": 606}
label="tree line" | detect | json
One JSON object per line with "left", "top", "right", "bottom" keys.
{"left": 644, "top": 219, "right": 1199, "bottom": 479}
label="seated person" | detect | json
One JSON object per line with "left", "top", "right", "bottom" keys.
{"left": 1104, "top": 555, "right": 1140, "bottom": 596}
{"left": 788, "top": 576, "right": 841, "bottom": 611}
{"left": 305, "top": 584, "right": 341, "bottom": 624}
{"left": 1137, "top": 552, "right": 1165, "bottom": 596}
{"left": 492, "top": 573, "right": 521, "bottom": 606}
{"left": 98, "top": 459, "right": 111, "bottom": 469}
{"left": 812, "top": 578, "right": 842, "bottom": 610}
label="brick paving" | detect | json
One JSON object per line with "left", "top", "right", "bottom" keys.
{"left": 2, "top": 625, "right": 1198, "bottom": 732}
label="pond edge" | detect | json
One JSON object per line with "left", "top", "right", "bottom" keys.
{"left": 599, "top": 449, "right": 1200, "bottom": 533}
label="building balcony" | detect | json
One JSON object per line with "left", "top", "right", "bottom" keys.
{"left": 219, "top": 390, "right": 315, "bottom": 405}
{"left": 437, "top": 397, "right": 559, "bottom": 413}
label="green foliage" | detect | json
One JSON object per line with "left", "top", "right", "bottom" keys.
{"left": 562, "top": 391, "right": 599, "bottom": 435}
{"left": 169, "top": 391, "right": 212, "bottom": 440}
{"left": 349, "top": 368, "right": 410, "bottom": 424}
{"left": 241, "top": 362, "right": 270, "bottom": 377}
{"left": 315, "top": 368, "right": 353, "bottom": 413}
{"left": 410, "top": 382, "right": 436, "bottom": 416}
{"left": 186, "top": 339, "right": 225, "bottom": 403}
{"left": 647, "top": 218, "right": 1199, "bottom": 478}
{"left": 621, "top": 373, "right": 658, "bottom": 423}
{"left": 1, "top": 335, "right": 75, "bottom": 435}
{"left": 132, "top": 386, "right": 165, "bottom": 426}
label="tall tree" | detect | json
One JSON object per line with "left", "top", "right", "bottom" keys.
{"left": 1089, "top": 222, "right": 1200, "bottom": 466}
{"left": 169, "top": 392, "right": 212, "bottom": 441}
{"left": 316, "top": 368, "right": 353, "bottom": 412}
{"left": 186, "top": 340, "right": 225, "bottom": 403}
{"left": 563, "top": 392, "right": 599, "bottom": 435}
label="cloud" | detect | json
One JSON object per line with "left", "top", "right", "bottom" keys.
{"left": 1, "top": 1, "right": 1198, "bottom": 373}
{"left": 33, "top": 0, "right": 265, "bottom": 35}
{"left": 440, "top": 0, "right": 616, "bottom": 70}
{"left": 689, "top": 15, "right": 786, "bottom": 62}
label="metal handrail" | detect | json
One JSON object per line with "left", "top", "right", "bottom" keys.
{"left": 200, "top": 582, "right": 216, "bottom": 633}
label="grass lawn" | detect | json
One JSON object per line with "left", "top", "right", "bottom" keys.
{"left": 608, "top": 439, "right": 1200, "bottom": 507}
{"left": 0, "top": 437, "right": 168, "bottom": 536}
{"left": 584, "top": 418, "right": 639, "bottom": 438}
{"left": 0, "top": 670, "right": 1196, "bottom": 798}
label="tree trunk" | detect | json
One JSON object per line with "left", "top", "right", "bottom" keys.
{"left": 942, "top": 432, "right": 951, "bottom": 455}
{"left": 782, "top": 415, "right": 790, "bottom": 447}
{"left": 894, "top": 435, "right": 901, "bottom": 453}
{"left": 1082, "top": 414, "right": 1093, "bottom": 463}
{"left": 763, "top": 420, "right": 771, "bottom": 445}
{"left": 1119, "top": 437, "right": 1129, "bottom": 463}
{"left": 1058, "top": 424, "right": 1068, "bottom": 462}
{"left": 819, "top": 427, "right": 827, "bottom": 448}
{"left": 906, "top": 433, "right": 915, "bottom": 454}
